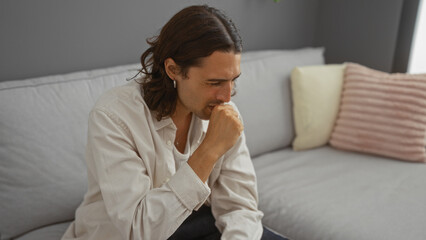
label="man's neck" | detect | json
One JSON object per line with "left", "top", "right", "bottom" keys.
{"left": 171, "top": 101, "right": 192, "bottom": 153}
{"left": 171, "top": 101, "right": 192, "bottom": 130}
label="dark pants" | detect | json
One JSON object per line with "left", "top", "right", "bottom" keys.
{"left": 168, "top": 205, "right": 288, "bottom": 240}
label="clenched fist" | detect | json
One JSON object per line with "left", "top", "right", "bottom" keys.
{"left": 203, "top": 104, "right": 244, "bottom": 158}
{"left": 188, "top": 104, "right": 244, "bottom": 182}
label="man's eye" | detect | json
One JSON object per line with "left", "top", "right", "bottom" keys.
{"left": 209, "top": 82, "right": 221, "bottom": 86}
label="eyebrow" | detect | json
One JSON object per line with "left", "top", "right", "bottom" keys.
{"left": 206, "top": 73, "right": 242, "bottom": 82}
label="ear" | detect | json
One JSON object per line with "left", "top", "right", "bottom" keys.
{"left": 164, "top": 58, "right": 181, "bottom": 81}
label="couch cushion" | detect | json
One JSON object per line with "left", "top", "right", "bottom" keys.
{"left": 252, "top": 146, "right": 426, "bottom": 240}
{"left": 15, "top": 222, "right": 71, "bottom": 240}
{"left": 0, "top": 64, "right": 140, "bottom": 239}
{"left": 330, "top": 63, "right": 426, "bottom": 162}
{"left": 233, "top": 48, "right": 324, "bottom": 157}
{"left": 291, "top": 64, "right": 345, "bottom": 151}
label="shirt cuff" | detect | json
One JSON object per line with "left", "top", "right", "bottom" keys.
{"left": 167, "top": 162, "right": 211, "bottom": 211}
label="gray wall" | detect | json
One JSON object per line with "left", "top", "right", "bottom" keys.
{"left": 0, "top": 0, "right": 320, "bottom": 81}
{"left": 392, "top": 0, "right": 421, "bottom": 72}
{"left": 315, "top": 0, "right": 404, "bottom": 72}
{"left": 0, "top": 0, "right": 420, "bottom": 82}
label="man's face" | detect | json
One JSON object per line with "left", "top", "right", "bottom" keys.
{"left": 175, "top": 51, "right": 241, "bottom": 120}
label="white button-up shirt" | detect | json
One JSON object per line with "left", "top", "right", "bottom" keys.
{"left": 62, "top": 80, "right": 263, "bottom": 240}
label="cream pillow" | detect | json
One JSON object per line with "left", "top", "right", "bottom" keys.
{"left": 291, "top": 64, "right": 346, "bottom": 151}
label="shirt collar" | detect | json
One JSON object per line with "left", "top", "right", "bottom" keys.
{"left": 151, "top": 111, "right": 175, "bottom": 131}
{"left": 193, "top": 116, "right": 209, "bottom": 144}
{"left": 151, "top": 110, "right": 209, "bottom": 143}
{"left": 200, "top": 118, "right": 209, "bottom": 134}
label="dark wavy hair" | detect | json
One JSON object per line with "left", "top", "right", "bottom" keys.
{"left": 137, "top": 5, "right": 242, "bottom": 121}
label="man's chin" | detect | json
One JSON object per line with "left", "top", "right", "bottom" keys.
{"left": 194, "top": 109, "right": 212, "bottom": 120}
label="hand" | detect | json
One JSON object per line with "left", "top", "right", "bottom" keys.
{"left": 187, "top": 104, "right": 243, "bottom": 182}
{"left": 202, "top": 104, "right": 244, "bottom": 158}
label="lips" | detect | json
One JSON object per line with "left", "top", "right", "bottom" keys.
{"left": 208, "top": 102, "right": 225, "bottom": 111}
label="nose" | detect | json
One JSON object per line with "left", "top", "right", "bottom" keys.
{"left": 216, "top": 81, "right": 233, "bottom": 103}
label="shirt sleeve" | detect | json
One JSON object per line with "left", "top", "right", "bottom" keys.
{"left": 209, "top": 129, "right": 264, "bottom": 240}
{"left": 86, "top": 108, "right": 210, "bottom": 240}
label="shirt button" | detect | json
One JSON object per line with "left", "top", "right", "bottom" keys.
{"left": 167, "top": 140, "right": 172, "bottom": 146}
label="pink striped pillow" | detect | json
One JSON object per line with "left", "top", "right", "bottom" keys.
{"left": 330, "top": 63, "right": 426, "bottom": 162}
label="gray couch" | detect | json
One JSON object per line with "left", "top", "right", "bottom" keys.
{"left": 1, "top": 48, "right": 425, "bottom": 240}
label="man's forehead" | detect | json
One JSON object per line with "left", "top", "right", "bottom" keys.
{"left": 191, "top": 51, "right": 241, "bottom": 78}
{"left": 191, "top": 66, "right": 241, "bottom": 81}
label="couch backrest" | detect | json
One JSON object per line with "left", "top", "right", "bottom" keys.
{"left": 0, "top": 65, "right": 140, "bottom": 239}
{"left": 0, "top": 48, "right": 323, "bottom": 239}
{"left": 234, "top": 48, "right": 324, "bottom": 157}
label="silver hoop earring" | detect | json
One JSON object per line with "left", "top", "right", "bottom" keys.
{"left": 173, "top": 80, "right": 176, "bottom": 88}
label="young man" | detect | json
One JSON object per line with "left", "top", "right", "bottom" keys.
{"left": 62, "top": 5, "right": 286, "bottom": 240}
